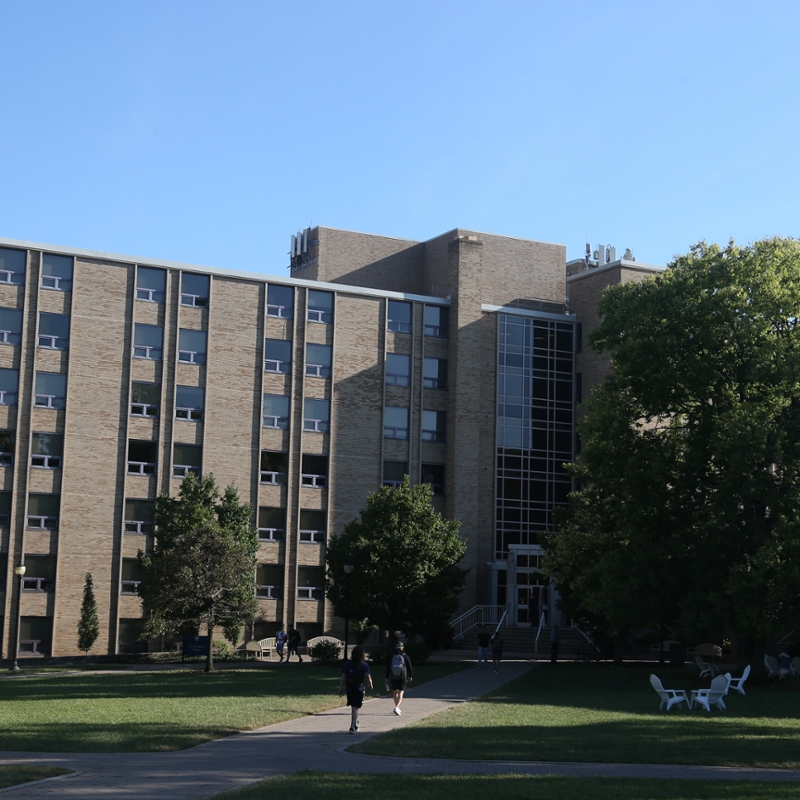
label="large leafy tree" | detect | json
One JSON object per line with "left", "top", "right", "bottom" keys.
{"left": 138, "top": 473, "right": 257, "bottom": 672}
{"left": 326, "top": 479, "right": 467, "bottom": 645}
{"left": 544, "top": 238, "right": 800, "bottom": 664}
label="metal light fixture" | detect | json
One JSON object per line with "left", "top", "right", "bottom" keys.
{"left": 343, "top": 561, "right": 354, "bottom": 659}
{"left": 9, "top": 564, "right": 26, "bottom": 672}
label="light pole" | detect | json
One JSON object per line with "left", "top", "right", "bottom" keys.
{"left": 9, "top": 564, "right": 26, "bottom": 672}
{"left": 343, "top": 561, "right": 354, "bottom": 660}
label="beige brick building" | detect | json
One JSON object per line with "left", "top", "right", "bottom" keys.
{"left": 0, "top": 228, "right": 662, "bottom": 660}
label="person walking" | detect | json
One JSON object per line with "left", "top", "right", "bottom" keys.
{"left": 287, "top": 626, "right": 303, "bottom": 663}
{"left": 550, "top": 625, "right": 560, "bottom": 663}
{"left": 275, "top": 624, "right": 287, "bottom": 663}
{"left": 491, "top": 630, "right": 504, "bottom": 674}
{"left": 477, "top": 625, "right": 491, "bottom": 669}
{"left": 385, "top": 641, "right": 413, "bottom": 715}
{"left": 339, "top": 645, "right": 373, "bottom": 734}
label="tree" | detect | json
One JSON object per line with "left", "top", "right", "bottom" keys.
{"left": 326, "top": 478, "right": 467, "bottom": 646}
{"left": 544, "top": 238, "right": 800, "bottom": 666}
{"left": 77, "top": 572, "right": 100, "bottom": 655}
{"left": 138, "top": 473, "right": 257, "bottom": 672}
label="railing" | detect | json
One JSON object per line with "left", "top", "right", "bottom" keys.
{"left": 777, "top": 631, "right": 795, "bottom": 647}
{"left": 305, "top": 364, "right": 330, "bottom": 378}
{"left": 301, "top": 473, "right": 326, "bottom": 488}
{"left": 423, "top": 377, "right": 447, "bottom": 389}
{"left": 41, "top": 275, "right": 70, "bottom": 291}
{"left": 424, "top": 324, "right": 448, "bottom": 337}
{"left": 180, "top": 293, "right": 207, "bottom": 308}
{"left": 535, "top": 612, "right": 546, "bottom": 655}
{"left": 0, "top": 330, "right": 18, "bottom": 345}
{"left": 256, "top": 584, "right": 280, "bottom": 598}
{"left": 307, "top": 309, "right": 331, "bottom": 323}
{"left": 133, "top": 345, "right": 160, "bottom": 360}
{"left": 38, "top": 334, "right": 68, "bottom": 350}
{"left": 121, "top": 580, "right": 141, "bottom": 595}
{"left": 264, "top": 358, "right": 290, "bottom": 373}
{"left": 19, "top": 639, "right": 43, "bottom": 653}
{"left": 300, "top": 529, "right": 325, "bottom": 543}
{"left": 0, "top": 451, "right": 13, "bottom": 466}
{"left": 26, "top": 515, "right": 58, "bottom": 529}
{"left": 22, "top": 577, "right": 54, "bottom": 591}
{"left": 303, "top": 418, "right": 328, "bottom": 433}
{"left": 422, "top": 429, "right": 446, "bottom": 442}
{"left": 450, "top": 605, "right": 506, "bottom": 641}
{"left": 173, "top": 464, "right": 200, "bottom": 479}
{"left": 0, "top": 391, "right": 15, "bottom": 406}
{"left": 383, "top": 480, "right": 403, "bottom": 488}
{"left": 34, "top": 394, "right": 63, "bottom": 409}
{"left": 0, "top": 270, "right": 19, "bottom": 284}
{"left": 263, "top": 414, "right": 288, "bottom": 429}
{"left": 388, "top": 320, "right": 411, "bottom": 333}
{"left": 260, "top": 470, "right": 286, "bottom": 485}
{"left": 128, "top": 461, "right": 156, "bottom": 475}
{"left": 384, "top": 426, "right": 408, "bottom": 439}
{"left": 386, "top": 373, "right": 410, "bottom": 386}
{"left": 297, "top": 586, "right": 324, "bottom": 600}
{"left": 136, "top": 287, "right": 161, "bottom": 302}
{"left": 178, "top": 350, "right": 204, "bottom": 364}
{"left": 266, "top": 304, "right": 291, "bottom": 318}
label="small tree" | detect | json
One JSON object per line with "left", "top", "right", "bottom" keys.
{"left": 326, "top": 478, "right": 467, "bottom": 646}
{"left": 138, "top": 474, "right": 257, "bottom": 673}
{"left": 77, "top": 572, "right": 100, "bottom": 656}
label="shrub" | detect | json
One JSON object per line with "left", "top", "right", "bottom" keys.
{"left": 404, "top": 642, "right": 431, "bottom": 665}
{"left": 367, "top": 648, "right": 389, "bottom": 666}
{"left": 309, "top": 639, "right": 342, "bottom": 664}
{"left": 212, "top": 640, "right": 232, "bottom": 659}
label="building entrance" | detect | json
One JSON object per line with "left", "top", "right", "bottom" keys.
{"left": 508, "top": 547, "right": 547, "bottom": 627}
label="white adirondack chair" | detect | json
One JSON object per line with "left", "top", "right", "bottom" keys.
{"left": 726, "top": 665, "right": 750, "bottom": 695}
{"left": 764, "top": 654, "right": 787, "bottom": 679}
{"left": 650, "top": 674, "right": 690, "bottom": 711}
{"left": 791, "top": 657, "right": 800, "bottom": 679}
{"left": 692, "top": 674, "right": 728, "bottom": 711}
{"left": 695, "top": 653, "right": 719, "bottom": 678}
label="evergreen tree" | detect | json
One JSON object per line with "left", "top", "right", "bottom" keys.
{"left": 77, "top": 572, "right": 100, "bottom": 655}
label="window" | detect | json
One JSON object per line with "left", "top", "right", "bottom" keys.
{"left": 118, "top": 618, "right": 145, "bottom": 654}
{"left": 267, "top": 284, "right": 293, "bottom": 318}
{"left": 180, "top": 273, "right": 209, "bottom": 308}
{"left": 387, "top": 300, "right": 412, "bottom": 333}
{"left": 387, "top": 300, "right": 411, "bottom": 333}
{"left": 175, "top": 385, "right": 204, "bottom": 421}
{"left": 263, "top": 394, "right": 289, "bottom": 429}
{"left": 38, "top": 312, "right": 70, "bottom": 350}
{"left": 304, "top": 399, "right": 329, "bottom": 433}
{"left": 297, "top": 566, "right": 324, "bottom": 600}
{"left": 133, "top": 324, "right": 163, "bottom": 360}
{"left": 299, "top": 509, "right": 326, "bottom": 543}
{"left": 178, "top": 329, "right": 207, "bottom": 365}
{"left": 422, "top": 409, "right": 447, "bottom": 442}
{"left": 424, "top": 305, "right": 449, "bottom": 337}
{"left": 0, "top": 431, "right": 13, "bottom": 467}
{"left": 383, "top": 461, "right": 408, "bottom": 489}
{"left": 264, "top": 338, "right": 292, "bottom": 373}
{"left": 131, "top": 382, "right": 160, "bottom": 417}
{"left": 173, "top": 444, "right": 201, "bottom": 478}
{"left": 307, "top": 290, "right": 333, "bottom": 323}
{"left": 260, "top": 451, "right": 288, "bottom": 484}
{"left": 384, "top": 406, "right": 409, "bottom": 439}
{"left": 0, "top": 553, "right": 5, "bottom": 592}
{"left": 0, "top": 368, "right": 18, "bottom": 406}
{"left": 41, "top": 253, "right": 73, "bottom": 291}
{"left": 421, "top": 463, "right": 446, "bottom": 495}
{"left": 386, "top": 354, "right": 410, "bottom": 386}
{"left": 128, "top": 440, "right": 157, "bottom": 475}
{"left": 31, "top": 433, "right": 62, "bottom": 469}
{"left": 305, "top": 344, "right": 332, "bottom": 378}
{"left": 257, "top": 507, "right": 285, "bottom": 541}
{"left": 0, "top": 492, "right": 10, "bottom": 526}
{"left": 301, "top": 454, "right": 327, "bottom": 488}
{"left": 136, "top": 267, "right": 166, "bottom": 303}
{"left": 424, "top": 357, "right": 448, "bottom": 390}
{"left": 0, "top": 308, "right": 22, "bottom": 346}
{"left": 21, "top": 556, "right": 56, "bottom": 592}
{"left": 19, "top": 616, "right": 53, "bottom": 655}
{"left": 27, "top": 494, "right": 59, "bottom": 530}
{"left": 124, "top": 499, "right": 155, "bottom": 534}
{"left": 256, "top": 564, "right": 283, "bottom": 598}
{"left": 0, "top": 246, "right": 25, "bottom": 285}
{"left": 120, "top": 559, "right": 142, "bottom": 595}
{"left": 34, "top": 372, "right": 66, "bottom": 409}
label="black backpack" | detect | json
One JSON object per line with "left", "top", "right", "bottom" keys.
{"left": 346, "top": 661, "right": 365, "bottom": 690}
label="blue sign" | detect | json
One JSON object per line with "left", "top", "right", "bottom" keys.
{"left": 182, "top": 635, "right": 210, "bottom": 657}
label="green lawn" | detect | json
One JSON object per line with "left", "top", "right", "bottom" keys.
{"left": 351, "top": 663, "right": 800, "bottom": 768}
{"left": 0, "top": 765, "right": 71, "bottom": 789}
{"left": 0, "top": 663, "right": 464, "bottom": 753}
{"left": 211, "top": 772, "right": 800, "bottom": 800}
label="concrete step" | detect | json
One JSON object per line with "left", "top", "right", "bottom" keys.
{"left": 450, "top": 626, "right": 600, "bottom": 660}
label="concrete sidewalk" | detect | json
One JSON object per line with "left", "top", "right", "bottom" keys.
{"left": 2, "top": 661, "right": 800, "bottom": 798}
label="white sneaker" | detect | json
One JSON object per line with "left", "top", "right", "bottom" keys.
{"left": 393, "top": 707, "right": 402, "bottom": 716}
{"left": 349, "top": 725, "right": 355, "bottom": 734}
{"left": 355, "top": 720, "right": 360, "bottom": 730}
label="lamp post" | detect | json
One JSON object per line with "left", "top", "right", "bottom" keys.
{"left": 9, "top": 564, "right": 26, "bottom": 672}
{"left": 343, "top": 561, "right": 354, "bottom": 660}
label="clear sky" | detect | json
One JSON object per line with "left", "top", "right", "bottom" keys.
{"left": 2, "top": 1, "right": 798, "bottom": 276}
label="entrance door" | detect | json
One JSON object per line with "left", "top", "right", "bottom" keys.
{"left": 511, "top": 547, "right": 545, "bottom": 627}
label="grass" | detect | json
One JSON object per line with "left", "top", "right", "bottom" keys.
{"left": 211, "top": 772, "right": 800, "bottom": 800}
{"left": 0, "top": 663, "right": 464, "bottom": 753}
{"left": 350, "top": 663, "right": 800, "bottom": 768}
{"left": 0, "top": 765, "right": 71, "bottom": 789}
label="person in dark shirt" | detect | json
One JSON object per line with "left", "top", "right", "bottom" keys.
{"left": 491, "top": 631, "right": 504, "bottom": 674}
{"left": 385, "top": 641, "right": 413, "bottom": 716}
{"left": 477, "top": 625, "right": 491, "bottom": 669}
{"left": 287, "top": 626, "right": 303, "bottom": 663}
{"left": 339, "top": 645, "right": 373, "bottom": 733}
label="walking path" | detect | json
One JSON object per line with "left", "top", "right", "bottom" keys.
{"left": 1, "top": 662, "right": 800, "bottom": 798}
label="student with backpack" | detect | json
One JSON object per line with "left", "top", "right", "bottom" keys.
{"left": 385, "top": 641, "right": 413, "bottom": 716}
{"left": 338, "top": 645, "right": 373, "bottom": 734}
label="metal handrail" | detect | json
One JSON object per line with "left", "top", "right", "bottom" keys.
{"left": 535, "top": 612, "right": 545, "bottom": 656}
{"left": 450, "top": 605, "right": 505, "bottom": 641}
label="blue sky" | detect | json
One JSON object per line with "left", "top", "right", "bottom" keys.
{"left": 2, "top": 1, "right": 798, "bottom": 275}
